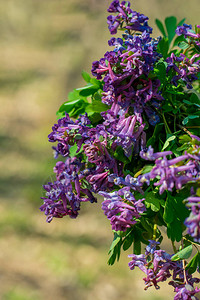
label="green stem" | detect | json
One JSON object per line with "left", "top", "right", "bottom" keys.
{"left": 181, "top": 239, "right": 189, "bottom": 285}
{"left": 171, "top": 241, "right": 177, "bottom": 253}
{"left": 183, "top": 236, "right": 200, "bottom": 251}
{"left": 174, "top": 115, "right": 176, "bottom": 132}
{"left": 162, "top": 113, "right": 172, "bottom": 134}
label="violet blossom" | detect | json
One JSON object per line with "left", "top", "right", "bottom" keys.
{"left": 139, "top": 150, "right": 200, "bottom": 194}
{"left": 40, "top": 157, "right": 97, "bottom": 222}
{"left": 166, "top": 53, "right": 200, "bottom": 89}
{"left": 107, "top": 0, "right": 152, "bottom": 35}
{"left": 99, "top": 186, "right": 146, "bottom": 231}
{"left": 128, "top": 241, "right": 200, "bottom": 298}
{"left": 184, "top": 196, "right": 200, "bottom": 243}
{"left": 176, "top": 23, "right": 200, "bottom": 47}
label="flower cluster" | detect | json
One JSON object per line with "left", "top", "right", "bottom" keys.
{"left": 107, "top": 0, "right": 152, "bottom": 35}
{"left": 184, "top": 196, "right": 200, "bottom": 243}
{"left": 99, "top": 186, "right": 145, "bottom": 231}
{"left": 92, "top": 10, "right": 162, "bottom": 130}
{"left": 41, "top": 113, "right": 124, "bottom": 222}
{"left": 138, "top": 147, "right": 200, "bottom": 194}
{"left": 41, "top": 1, "right": 200, "bottom": 299}
{"left": 166, "top": 53, "right": 200, "bottom": 89}
{"left": 128, "top": 241, "right": 200, "bottom": 299}
{"left": 176, "top": 23, "right": 200, "bottom": 47}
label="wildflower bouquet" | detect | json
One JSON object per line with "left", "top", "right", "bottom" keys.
{"left": 40, "top": 1, "right": 200, "bottom": 299}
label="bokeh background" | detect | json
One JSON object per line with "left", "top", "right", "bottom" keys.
{"left": 0, "top": 0, "right": 200, "bottom": 299}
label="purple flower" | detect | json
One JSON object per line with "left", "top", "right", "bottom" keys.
{"left": 176, "top": 24, "right": 193, "bottom": 36}
{"left": 99, "top": 187, "right": 145, "bottom": 231}
{"left": 176, "top": 23, "right": 200, "bottom": 42}
{"left": 140, "top": 145, "right": 172, "bottom": 161}
{"left": 138, "top": 150, "right": 200, "bottom": 194}
{"left": 92, "top": 19, "right": 161, "bottom": 121}
{"left": 129, "top": 243, "right": 200, "bottom": 294}
{"left": 107, "top": 1, "right": 152, "bottom": 35}
{"left": 48, "top": 113, "right": 91, "bottom": 157}
{"left": 173, "top": 284, "right": 200, "bottom": 300}
{"left": 40, "top": 157, "right": 98, "bottom": 222}
{"left": 145, "top": 240, "right": 160, "bottom": 255}
{"left": 128, "top": 254, "right": 147, "bottom": 272}
{"left": 166, "top": 53, "right": 200, "bottom": 89}
{"left": 184, "top": 196, "right": 200, "bottom": 243}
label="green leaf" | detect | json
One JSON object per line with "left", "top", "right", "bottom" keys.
{"left": 185, "top": 252, "right": 199, "bottom": 274}
{"left": 69, "top": 144, "right": 77, "bottom": 157}
{"left": 183, "top": 99, "right": 200, "bottom": 108}
{"left": 68, "top": 102, "right": 89, "bottom": 118}
{"left": 81, "top": 70, "right": 91, "bottom": 83}
{"left": 130, "top": 226, "right": 143, "bottom": 254}
{"left": 179, "top": 134, "right": 191, "bottom": 144}
{"left": 92, "top": 91, "right": 102, "bottom": 102}
{"left": 76, "top": 83, "right": 93, "bottom": 91}
{"left": 157, "top": 37, "right": 169, "bottom": 58}
{"left": 165, "top": 16, "right": 177, "bottom": 45}
{"left": 90, "top": 78, "right": 102, "bottom": 88}
{"left": 182, "top": 117, "right": 189, "bottom": 125}
{"left": 162, "top": 135, "right": 176, "bottom": 150}
{"left": 114, "top": 146, "right": 130, "bottom": 164}
{"left": 79, "top": 87, "right": 99, "bottom": 97}
{"left": 182, "top": 115, "right": 199, "bottom": 125}
{"left": 108, "top": 248, "right": 117, "bottom": 265}
{"left": 178, "top": 41, "right": 189, "bottom": 50}
{"left": 171, "top": 245, "right": 193, "bottom": 261}
{"left": 155, "top": 19, "right": 167, "bottom": 37}
{"left": 173, "top": 35, "right": 186, "bottom": 47}
{"left": 163, "top": 194, "right": 174, "bottom": 224}
{"left": 147, "top": 123, "right": 164, "bottom": 148}
{"left": 85, "top": 102, "right": 108, "bottom": 115}
{"left": 87, "top": 112, "right": 103, "bottom": 125}
{"left": 68, "top": 89, "right": 80, "bottom": 101}
{"left": 172, "top": 192, "right": 190, "bottom": 222}
{"left": 167, "top": 218, "right": 183, "bottom": 242}
{"left": 123, "top": 231, "right": 134, "bottom": 251}
{"left": 133, "top": 240, "right": 141, "bottom": 255}
{"left": 154, "top": 62, "right": 167, "bottom": 83}
{"left": 108, "top": 233, "right": 122, "bottom": 265}
{"left": 108, "top": 233, "right": 121, "bottom": 254}
{"left": 188, "top": 115, "right": 199, "bottom": 120}
{"left": 58, "top": 98, "right": 85, "bottom": 114}
{"left": 141, "top": 164, "right": 154, "bottom": 174}
{"left": 145, "top": 191, "right": 160, "bottom": 212}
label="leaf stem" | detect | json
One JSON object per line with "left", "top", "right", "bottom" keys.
{"left": 171, "top": 241, "right": 177, "bottom": 253}
{"left": 162, "top": 113, "right": 172, "bottom": 134}
{"left": 183, "top": 236, "right": 200, "bottom": 251}
{"left": 181, "top": 239, "right": 189, "bottom": 285}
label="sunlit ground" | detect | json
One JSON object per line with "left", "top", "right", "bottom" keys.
{"left": 0, "top": 0, "right": 199, "bottom": 299}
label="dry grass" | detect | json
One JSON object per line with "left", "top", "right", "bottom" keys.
{"left": 0, "top": 0, "right": 199, "bottom": 299}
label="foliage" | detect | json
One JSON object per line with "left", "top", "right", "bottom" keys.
{"left": 41, "top": 1, "right": 200, "bottom": 299}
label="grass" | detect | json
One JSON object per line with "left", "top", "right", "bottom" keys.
{"left": 1, "top": 0, "right": 199, "bottom": 299}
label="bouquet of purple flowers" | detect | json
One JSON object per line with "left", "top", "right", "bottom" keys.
{"left": 40, "top": 1, "right": 200, "bottom": 299}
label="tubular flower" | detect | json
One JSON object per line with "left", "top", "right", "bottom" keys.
{"left": 184, "top": 196, "right": 200, "bottom": 243}
{"left": 176, "top": 23, "right": 200, "bottom": 47}
{"left": 139, "top": 150, "right": 200, "bottom": 194}
{"left": 166, "top": 53, "right": 200, "bottom": 89}
{"left": 40, "top": 157, "right": 97, "bottom": 222}
{"left": 107, "top": 0, "right": 152, "bottom": 35}
{"left": 99, "top": 187, "right": 146, "bottom": 231}
{"left": 129, "top": 241, "right": 200, "bottom": 297}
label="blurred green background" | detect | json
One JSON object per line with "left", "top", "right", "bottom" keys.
{"left": 0, "top": 0, "right": 199, "bottom": 299}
